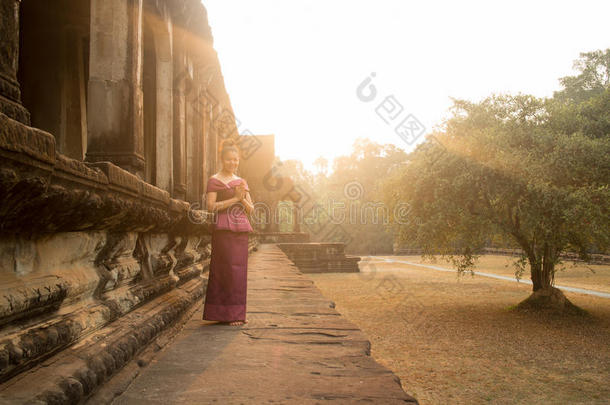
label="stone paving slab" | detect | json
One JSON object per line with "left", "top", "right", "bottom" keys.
{"left": 113, "top": 244, "right": 417, "bottom": 404}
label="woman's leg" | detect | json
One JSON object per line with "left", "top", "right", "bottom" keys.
{"left": 203, "top": 230, "right": 247, "bottom": 322}
{"left": 227, "top": 232, "right": 249, "bottom": 326}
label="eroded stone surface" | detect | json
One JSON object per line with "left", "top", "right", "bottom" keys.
{"left": 0, "top": 276, "right": 206, "bottom": 404}
{"left": 113, "top": 244, "right": 417, "bottom": 404}
{"left": 278, "top": 242, "right": 361, "bottom": 273}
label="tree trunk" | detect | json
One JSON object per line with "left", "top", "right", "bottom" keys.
{"left": 529, "top": 244, "right": 555, "bottom": 291}
{"left": 519, "top": 244, "right": 584, "bottom": 314}
{"left": 530, "top": 260, "right": 543, "bottom": 291}
{"left": 541, "top": 244, "right": 555, "bottom": 289}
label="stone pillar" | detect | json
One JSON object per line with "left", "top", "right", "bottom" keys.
{"left": 186, "top": 81, "right": 206, "bottom": 204}
{"left": 293, "top": 204, "right": 301, "bottom": 232}
{"left": 172, "top": 84, "right": 187, "bottom": 199}
{"left": 152, "top": 18, "right": 173, "bottom": 192}
{"left": 0, "top": 0, "right": 30, "bottom": 124}
{"left": 85, "top": 0, "right": 144, "bottom": 175}
{"left": 185, "top": 84, "right": 197, "bottom": 203}
{"left": 270, "top": 201, "right": 280, "bottom": 232}
{"left": 200, "top": 86, "right": 209, "bottom": 203}
{"left": 209, "top": 103, "right": 219, "bottom": 172}
{"left": 172, "top": 45, "right": 187, "bottom": 199}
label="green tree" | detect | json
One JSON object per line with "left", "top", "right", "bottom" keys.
{"left": 555, "top": 49, "right": 610, "bottom": 103}
{"left": 311, "top": 138, "right": 407, "bottom": 254}
{"left": 384, "top": 88, "right": 610, "bottom": 310}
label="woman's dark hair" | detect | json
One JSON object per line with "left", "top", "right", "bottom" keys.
{"left": 219, "top": 139, "right": 239, "bottom": 159}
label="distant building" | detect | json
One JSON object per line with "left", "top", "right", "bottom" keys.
{"left": 238, "top": 133, "right": 302, "bottom": 233}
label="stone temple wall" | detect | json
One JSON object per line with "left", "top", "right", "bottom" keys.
{"left": 0, "top": 1, "right": 256, "bottom": 402}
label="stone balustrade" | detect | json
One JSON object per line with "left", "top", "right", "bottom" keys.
{"left": 277, "top": 242, "right": 361, "bottom": 273}
{"left": 256, "top": 231, "right": 311, "bottom": 244}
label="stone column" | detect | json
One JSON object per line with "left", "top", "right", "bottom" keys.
{"left": 209, "top": 103, "right": 219, "bottom": 172}
{"left": 185, "top": 85, "right": 197, "bottom": 203}
{"left": 270, "top": 201, "right": 280, "bottom": 232}
{"left": 200, "top": 86, "right": 209, "bottom": 203}
{"left": 0, "top": 0, "right": 30, "bottom": 124}
{"left": 293, "top": 204, "right": 301, "bottom": 232}
{"left": 172, "top": 45, "right": 187, "bottom": 199}
{"left": 152, "top": 19, "right": 173, "bottom": 192}
{"left": 85, "top": 0, "right": 144, "bottom": 175}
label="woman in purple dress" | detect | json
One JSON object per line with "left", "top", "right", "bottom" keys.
{"left": 203, "top": 139, "right": 254, "bottom": 326}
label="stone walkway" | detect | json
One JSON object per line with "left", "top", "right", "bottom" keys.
{"left": 112, "top": 244, "right": 417, "bottom": 404}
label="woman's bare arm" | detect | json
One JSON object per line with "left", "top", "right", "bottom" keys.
{"left": 206, "top": 191, "right": 216, "bottom": 211}
{"left": 240, "top": 191, "right": 254, "bottom": 215}
{"left": 206, "top": 191, "right": 240, "bottom": 212}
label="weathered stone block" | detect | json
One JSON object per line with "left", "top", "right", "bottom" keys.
{"left": 277, "top": 242, "right": 361, "bottom": 273}
{"left": 0, "top": 113, "right": 54, "bottom": 164}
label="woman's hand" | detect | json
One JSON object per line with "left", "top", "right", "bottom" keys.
{"left": 237, "top": 180, "right": 254, "bottom": 215}
{"left": 235, "top": 184, "right": 246, "bottom": 201}
{"left": 207, "top": 191, "right": 240, "bottom": 212}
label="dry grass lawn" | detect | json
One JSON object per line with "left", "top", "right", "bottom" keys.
{"left": 394, "top": 254, "right": 610, "bottom": 293}
{"left": 307, "top": 255, "right": 610, "bottom": 405}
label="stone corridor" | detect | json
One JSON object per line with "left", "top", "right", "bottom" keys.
{"left": 110, "top": 244, "right": 417, "bottom": 404}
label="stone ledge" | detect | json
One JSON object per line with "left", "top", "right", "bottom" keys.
{"left": 0, "top": 258, "right": 208, "bottom": 384}
{"left": 54, "top": 154, "right": 109, "bottom": 188}
{"left": 0, "top": 239, "right": 259, "bottom": 403}
{"left": 86, "top": 162, "right": 140, "bottom": 196}
{"left": 0, "top": 234, "right": 257, "bottom": 399}
{"left": 0, "top": 277, "right": 206, "bottom": 404}
{"left": 0, "top": 112, "right": 54, "bottom": 165}
{"left": 0, "top": 100, "right": 31, "bottom": 134}
{"left": 0, "top": 275, "right": 71, "bottom": 329}
{"left": 0, "top": 111, "right": 211, "bottom": 235}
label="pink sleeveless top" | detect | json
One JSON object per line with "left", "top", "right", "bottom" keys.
{"left": 206, "top": 176, "right": 254, "bottom": 233}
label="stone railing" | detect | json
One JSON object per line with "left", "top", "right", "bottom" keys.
{"left": 256, "top": 232, "right": 310, "bottom": 244}
{"left": 0, "top": 112, "right": 258, "bottom": 403}
{"left": 277, "top": 242, "right": 360, "bottom": 273}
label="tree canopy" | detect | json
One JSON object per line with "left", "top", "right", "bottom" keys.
{"left": 555, "top": 49, "right": 610, "bottom": 103}
{"left": 383, "top": 49, "right": 610, "bottom": 308}
{"left": 299, "top": 139, "right": 408, "bottom": 254}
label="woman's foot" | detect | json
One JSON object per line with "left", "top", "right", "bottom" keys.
{"left": 228, "top": 319, "right": 248, "bottom": 326}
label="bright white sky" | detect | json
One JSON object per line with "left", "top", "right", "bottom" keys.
{"left": 204, "top": 0, "right": 609, "bottom": 171}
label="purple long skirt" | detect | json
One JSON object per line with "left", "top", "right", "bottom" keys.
{"left": 202, "top": 230, "right": 249, "bottom": 321}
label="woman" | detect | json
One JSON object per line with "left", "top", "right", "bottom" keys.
{"left": 202, "top": 139, "right": 255, "bottom": 326}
